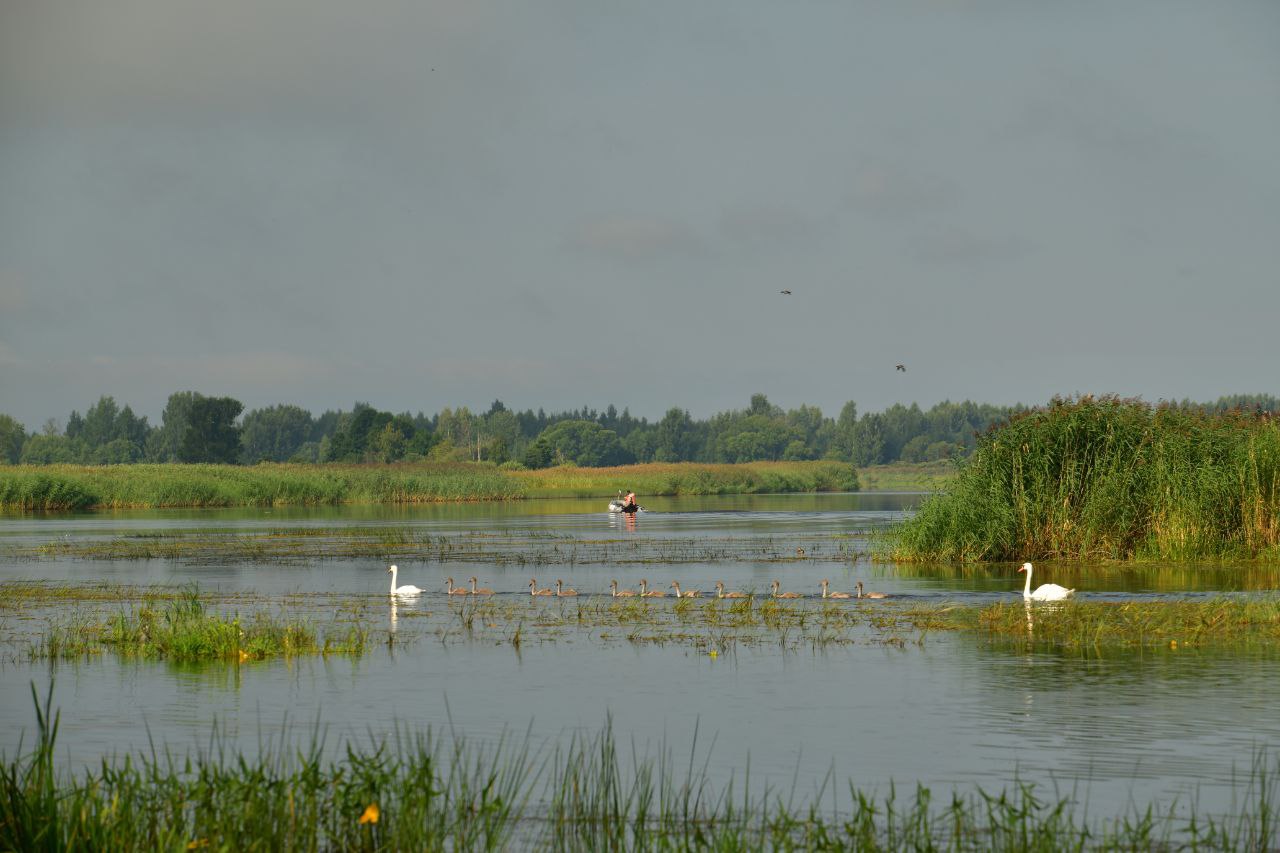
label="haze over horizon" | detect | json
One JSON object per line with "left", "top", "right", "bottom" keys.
{"left": 3, "top": 1, "right": 1278, "bottom": 430}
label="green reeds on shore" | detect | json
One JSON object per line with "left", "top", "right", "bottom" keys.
{"left": 512, "top": 460, "right": 858, "bottom": 498}
{"left": 0, "top": 462, "right": 526, "bottom": 511}
{"left": 0, "top": 460, "right": 857, "bottom": 511}
{"left": 2, "top": 687, "right": 1276, "bottom": 851}
{"left": 34, "top": 589, "right": 367, "bottom": 662}
{"left": 883, "top": 397, "right": 1280, "bottom": 562}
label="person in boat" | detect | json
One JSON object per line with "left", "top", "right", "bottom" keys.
{"left": 622, "top": 490, "right": 638, "bottom": 514}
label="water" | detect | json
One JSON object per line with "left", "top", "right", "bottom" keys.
{"left": 2, "top": 493, "right": 1278, "bottom": 819}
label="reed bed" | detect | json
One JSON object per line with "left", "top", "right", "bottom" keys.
{"left": 512, "top": 460, "right": 858, "bottom": 497}
{"left": 0, "top": 462, "right": 527, "bottom": 510}
{"left": 3, "top": 687, "right": 1276, "bottom": 851}
{"left": 884, "top": 397, "right": 1280, "bottom": 562}
{"left": 856, "top": 460, "right": 958, "bottom": 492}
{"left": 0, "top": 461, "right": 857, "bottom": 511}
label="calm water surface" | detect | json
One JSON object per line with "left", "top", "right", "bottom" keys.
{"left": 2, "top": 493, "right": 1277, "bottom": 817}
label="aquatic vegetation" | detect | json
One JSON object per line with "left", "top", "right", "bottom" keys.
{"left": 2, "top": 688, "right": 1277, "bottom": 851}
{"left": 884, "top": 397, "right": 1280, "bottom": 562}
{"left": 31, "top": 589, "right": 367, "bottom": 662}
{"left": 15, "top": 527, "right": 864, "bottom": 566}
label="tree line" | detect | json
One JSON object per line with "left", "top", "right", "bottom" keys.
{"left": 1, "top": 392, "right": 1276, "bottom": 469}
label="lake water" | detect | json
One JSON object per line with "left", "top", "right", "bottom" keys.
{"left": 2, "top": 493, "right": 1278, "bottom": 820}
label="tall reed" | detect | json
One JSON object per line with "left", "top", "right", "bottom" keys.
{"left": 884, "top": 397, "right": 1280, "bottom": 561}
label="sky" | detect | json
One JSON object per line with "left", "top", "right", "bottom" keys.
{"left": 2, "top": 0, "right": 1278, "bottom": 430}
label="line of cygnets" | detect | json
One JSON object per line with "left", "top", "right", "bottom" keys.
{"left": 387, "top": 565, "right": 887, "bottom": 600}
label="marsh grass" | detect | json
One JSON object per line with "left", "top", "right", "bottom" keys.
{"left": 3, "top": 687, "right": 1277, "bottom": 851}
{"left": 976, "top": 599, "right": 1280, "bottom": 649}
{"left": 884, "top": 397, "right": 1280, "bottom": 562}
{"left": 32, "top": 588, "right": 367, "bottom": 662}
{"left": 0, "top": 460, "right": 857, "bottom": 511}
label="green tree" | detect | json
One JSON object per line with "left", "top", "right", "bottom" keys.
{"left": 147, "top": 392, "right": 201, "bottom": 462}
{"left": 523, "top": 420, "right": 633, "bottom": 468}
{"left": 20, "top": 434, "right": 83, "bottom": 464}
{"left": 653, "top": 408, "right": 701, "bottom": 462}
{"left": 0, "top": 414, "right": 26, "bottom": 464}
{"left": 240, "top": 405, "right": 314, "bottom": 463}
{"left": 179, "top": 397, "right": 244, "bottom": 463}
{"left": 828, "top": 401, "right": 859, "bottom": 461}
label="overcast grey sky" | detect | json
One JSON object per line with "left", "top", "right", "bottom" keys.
{"left": 2, "top": 0, "right": 1278, "bottom": 430}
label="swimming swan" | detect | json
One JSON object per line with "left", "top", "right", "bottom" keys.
{"left": 714, "top": 581, "right": 748, "bottom": 599}
{"left": 770, "top": 580, "right": 802, "bottom": 599}
{"left": 855, "top": 581, "right": 888, "bottom": 600}
{"left": 387, "top": 564, "right": 423, "bottom": 596}
{"left": 669, "top": 581, "right": 700, "bottom": 598}
{"left": 820, "top": 579, "right": 851, "bottom": 599}
{"left": 1019, "top": 562, "right": 1075, "bottom": 601}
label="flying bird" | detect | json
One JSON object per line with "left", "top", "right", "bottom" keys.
{"left": 895, "top": 364, "right": 906, "bottom": 372}
{"left": 780, "top": 289, "right": 791, "bottom": 295}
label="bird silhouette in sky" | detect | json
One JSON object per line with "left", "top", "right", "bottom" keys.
{"left": 896, "top": 364, "right": 906, "bottom": 372}
{"left": 780, "top": 289, "right": 791, "bottom": 295}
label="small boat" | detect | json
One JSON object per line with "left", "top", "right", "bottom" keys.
{"left": 607, "top": 496, "right": 643, "bottom": 514}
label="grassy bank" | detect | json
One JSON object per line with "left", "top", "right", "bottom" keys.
{"left": 4, "top": 689, "right": 1275, "bottom": 851}
{"left": 0, "top": 462, "right": 526, "bottom": 511}
{"left": 882, "top": 397, "right": 1280, "bottom": 562}
{"left": 0, "top": 461, "right": 855, "bottom": 511}
{"left": 856, "top": 460, "right": 957, "bottom": 492}
{"left": 512, "top": 460, "right": 857, "bottom": 498}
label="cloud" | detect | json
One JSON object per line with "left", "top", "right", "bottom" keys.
{"left": 566, "top": 216, "right": 702, "bottom": 262}
{"left": 718, "top": 205, "right": 822, "bottom": 250}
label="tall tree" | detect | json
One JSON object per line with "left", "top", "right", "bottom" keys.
{"left": 147, "top": 392, "right": 201, "bottom": 462}
{"left": 0, "top": 414, "right": 26, "bottom": 464}
{"left": 179, "top": 397, "right": 244, "bottom": 463}
{"left": 240, "top": 405, "right": 314, "bottom": 463}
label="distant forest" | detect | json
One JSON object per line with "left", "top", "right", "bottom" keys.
{"left": 2, "top": 393, "right": 1277, "bottom": 470}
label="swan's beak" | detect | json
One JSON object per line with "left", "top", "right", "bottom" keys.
{"left": 1016, "top": 566, "right": 1026, "bottom": 573}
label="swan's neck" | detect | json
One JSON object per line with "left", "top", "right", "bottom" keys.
{"left": 672, "top": 584, "right": 680, "bottom": 596}
{"left": 1023, "top": 566, "right": 1032, "bottom": 597}
{"left": 390, "top": 568, "right": 398, "bottom": 593}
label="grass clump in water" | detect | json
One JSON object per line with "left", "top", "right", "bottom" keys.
{"left": 883, "top": 396, "right": 1280, "bottom": 562}
{"left": 35, "top": 589, "right": 364, "bottom": 662}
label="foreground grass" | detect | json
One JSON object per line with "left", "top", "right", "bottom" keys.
{"left": 3, "top": 687, "right": 1276, "bottom": 851}
{"left": 883, "top": 397, "right": 1280, "bottom": 562}
{"left": 0, "top": 461, "right": 856, "bottom": 510}
{"left": 512, "top": 460, "right": 858, "bottom": 497}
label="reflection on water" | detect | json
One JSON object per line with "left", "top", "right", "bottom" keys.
{"left": 2, "top": 493, "right": 1278, "bottom": 819}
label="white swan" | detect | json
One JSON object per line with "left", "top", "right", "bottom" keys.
{"left": 387, "top": 564, "right": 423, "bottom": 596}
{"left": 1019, "top": 562, "right": 1074, "bottom": 601}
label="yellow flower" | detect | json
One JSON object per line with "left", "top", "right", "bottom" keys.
{"left": 238, "top": 649, "right": 250, "bottom": 663}
{"left": 709, "top": 650, "right": 718, "bottom": 658}
{"left": 359, "top": 803, "right": 380, "bottom": 825}
{"left": 187, "top": 840, "right": 208, "bottom": 850}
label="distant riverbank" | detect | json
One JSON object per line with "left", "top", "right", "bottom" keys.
{"left": 0, "top": 460, "right": 860, "bottom": 511}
